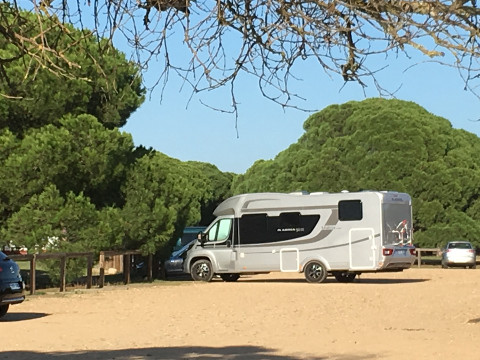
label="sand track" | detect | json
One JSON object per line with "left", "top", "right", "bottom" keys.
{"left": 1, "top": 269, "right": 479, "bottom": 359}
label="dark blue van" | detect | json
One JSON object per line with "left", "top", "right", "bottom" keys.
{"left": 165, "top": 227, "right": 206, "bottom": 276}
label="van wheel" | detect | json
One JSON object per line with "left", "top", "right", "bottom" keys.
{"left": 220, "top": 274, "right": 240, "bottom": 282}
{"left": 0, "top": 305, "right": 9, "bottom": 318}
{"left": 304, "top": 261, "right": 327, "bottom": 283}
{"left": 191, "top": 259, "right": 214, "bottom": 282}
{"left": 333, "top": 271, "right": 356, "bottom": 283}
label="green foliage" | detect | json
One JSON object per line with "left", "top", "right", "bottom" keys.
{"left": 120, "top": 154, "right": 233, "bottom": 256}
{"left": 232, "top": 98, "right": 480, "bottom": 249}
{"left": 184, "top": 161, "right": 234, "bottom": 225}
{"left": 121, "top": 154, "right": 191, "bottom": 254}
{"left": 1, "top": 185, "right": 108, "bottom": 252}
{"left": 0, "top": 6, "right": 145, "bottom": 135}
{"left": 0, "top": 115, "right": 134, "bottom": 224}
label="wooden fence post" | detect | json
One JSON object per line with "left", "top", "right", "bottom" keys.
{"left": 86, "top": 254, "right": 93, "bottom": 289}
{"left": 124, "top": 254, "right": 131, "bottom": 285}
{"left": 99, "top": 252, "right": 105, "bottom": 288}
{"left": 30, "top": 255, "right": 36, "bottom": 295}
{"left": 59, "top": 255, "right": 66, "bottom": 292}
{"left": 147, "top": 254, "right": 153, "bottom": 281}
{"left": 99, "top": 267, "right": 105, "bottom": 288}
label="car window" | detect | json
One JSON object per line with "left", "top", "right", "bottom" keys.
{"left": 448, "top": 242, "right": 472, "bottom": 249}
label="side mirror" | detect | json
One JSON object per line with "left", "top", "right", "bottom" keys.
{"left": 198, "top": 232, "right": 207, "bottom": 246}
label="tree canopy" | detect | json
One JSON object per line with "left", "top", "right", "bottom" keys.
{"left": 0, "top": 6, "right": 236, "bottom": 282}
{"left": 2, "top": 1, "right": 480, "bottom": 111}
{"left": 0, "top": 3, "right": 145, "bottom": 135}
{"left": 232, "top": 98, "right": 480, "bottom": 248}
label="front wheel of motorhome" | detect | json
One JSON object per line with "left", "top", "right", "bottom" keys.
{"left": 190, "top": 259, "right": 214, "bottom": 282}
{"left": 304, "top": 261, "right": 328, "bottom": 283}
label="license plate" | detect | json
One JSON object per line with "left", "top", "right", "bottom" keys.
{"left": 10, "top": 283, "right": 20, "bottom": 290}
{"left": 395, "top": 249, "right": 407, "bottom": 256}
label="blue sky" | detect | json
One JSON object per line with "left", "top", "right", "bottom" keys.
{"left": 121, "top": 49, "right": 480, "bottom": 174}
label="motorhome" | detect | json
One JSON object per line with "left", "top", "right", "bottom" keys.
{"left": 183, "top": 191, "right": 416, "bottom": 283}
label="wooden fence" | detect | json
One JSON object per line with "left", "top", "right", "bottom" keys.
{"left": 414, "top": 248, "right": 442, "bottom": 267}
{"left": 98, "top": 251, "right": 153, "bottom": 288}
{"left": 9, "top": 250, "right": 155, "bottom": 295}
{"left": 8, "top": 252, "right": 93, "bottom": 295}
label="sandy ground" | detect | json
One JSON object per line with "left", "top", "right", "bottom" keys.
{"left": 1, "top": 268, "right": 479, "bottom": 360}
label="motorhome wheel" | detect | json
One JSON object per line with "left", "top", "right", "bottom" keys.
{"left": 304, "top": 261, "right": 327, "bottom": 283}
{"left": 191, "top": 259, "right": 214, "bottom": 282}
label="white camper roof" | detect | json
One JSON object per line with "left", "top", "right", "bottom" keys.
{"left": 213, "top": 191, "right": 411, "bottom": 217}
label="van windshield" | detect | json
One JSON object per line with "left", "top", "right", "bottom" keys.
{"left": 207, "top": 218, "right": 232, "bottom": 242}
{"left": 382, "top": 203, "right": 412, "bottom": 246}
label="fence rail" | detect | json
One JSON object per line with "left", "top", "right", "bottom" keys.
{"left": 414, "top": 248, "right": 442, "bottom": 267}
{"left": 8, "top": 250, "right": 154, "bottom": 294}
{"left": 98, "top": 251, "right": 153, "bottom": 288}
{"left": 8, "top": 252, "right": 93, "bottom": 294}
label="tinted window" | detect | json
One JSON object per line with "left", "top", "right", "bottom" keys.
{"left": 338, "top": 200, "right": 363, "bottom": 221}
{"left": 239, "top": 213, "right": 320, "bottom": 244}
{"left": 448, "top": 242, "right": 472, "bottom": 249}
{"left": 239, "top": 214, "right": 268, "bottom": 244}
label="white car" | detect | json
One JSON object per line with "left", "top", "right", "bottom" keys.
{"left": 441, "top": 241, "right": 476, "bottom": 269}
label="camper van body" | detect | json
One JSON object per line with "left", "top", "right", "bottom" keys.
{"left": 184, "top": 191, "right": 416, "bottom": 283}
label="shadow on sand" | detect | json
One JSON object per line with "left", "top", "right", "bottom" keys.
{"left": 234, "top": 277, "right": 429, "bottom": 285}
{"left": 0, "top": 346, "right": 375, "bottom": 360}
{"left": 0, "top": 312, "right": 50, "bottom": 322}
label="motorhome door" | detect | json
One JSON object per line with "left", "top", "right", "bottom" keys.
{"left": 203, "top": 217, "right": 236, "bottom": 271}
{"left": 349, "top": 228, "right": 376, "bottom": 269}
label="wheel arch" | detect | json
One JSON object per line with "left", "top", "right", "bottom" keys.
{"left": 300, "top": 256, "right": 330, "bottom": 273}
{"left": 186, "top": 255, "right": 213, "bottom": 273}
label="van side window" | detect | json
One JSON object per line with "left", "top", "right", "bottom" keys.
{"left": 238, "top": 214, "right": 268, "bottom": 244}
{"left": 207, "top": 218, "right": 232, "bottom": 242}
{"left": 338, "top": 200, "right": 363, "bottom": 221}
{"left": 239, "top": 213, "right": 320, "bottom": 244}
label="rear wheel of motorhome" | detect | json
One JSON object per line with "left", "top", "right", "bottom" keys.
{"left": 220, "top": 274, "right": 240, "bottom": 282}
{"left": 191, "top": 259, "right": 214, "bottom": 282}
{"left": 304, "top": 261, "right": 328, "bottom": 283}
{"left": 332, "top": 271, "right": 357, "bottom": 283}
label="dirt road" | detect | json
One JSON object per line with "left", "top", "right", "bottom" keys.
{"left": 1, "top": 268, "right": 479, "bottom": 359}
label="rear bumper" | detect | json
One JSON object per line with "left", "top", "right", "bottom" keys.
{"left": 383, "top": 261, "right": 414, "bottom": 270}
{"left": 0, "top": 281, "right": 25, "bottom": 305}
{"left": 443, "top": 254, "right": 476, "bottom": 265}
{"left": 443, "top": 259, "right": 476, "bottom": 266}
{"left": 0, "top": 292, "right": 25, "bottom": 305}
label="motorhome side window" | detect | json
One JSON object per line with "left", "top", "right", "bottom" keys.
{"left": 239, "top": 212, "right": 320, "bottom": 244}
{"left": 207, "top": 218, "right": 232, "bottom": 242}
{"left": 338, "top": 200, "right": 363, "bottom": 221}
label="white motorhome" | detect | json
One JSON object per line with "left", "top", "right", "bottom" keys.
{"left": 184, "top": 191, "right": 416, "bottom": 283}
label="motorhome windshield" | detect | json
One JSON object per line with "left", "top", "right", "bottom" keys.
{"left": 382, "top": 203, "right": 412, "bottom": 245}
{"left": 207, "top": 218, "right": 232, "bottom": 242}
